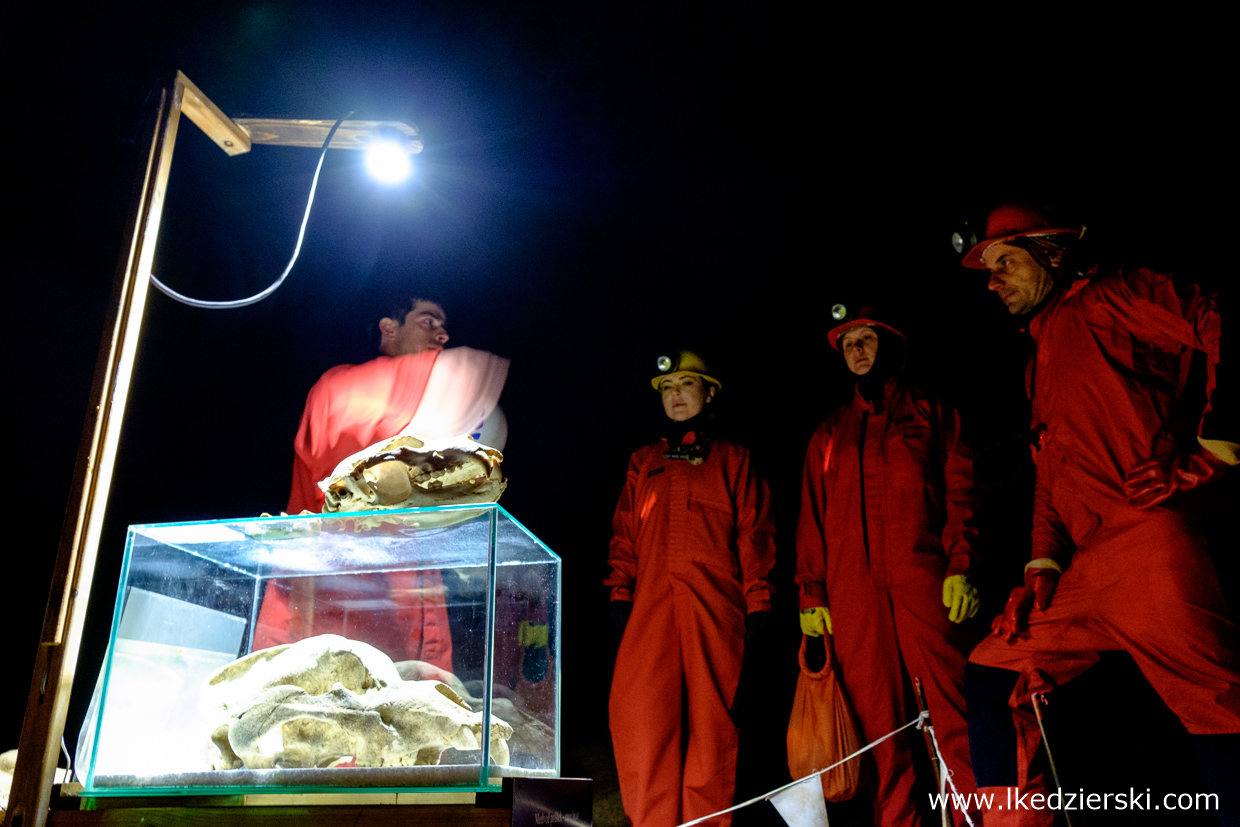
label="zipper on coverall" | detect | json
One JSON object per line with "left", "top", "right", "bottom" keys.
{"left": 858, "top": 410, "right": 870, "bottom": 563}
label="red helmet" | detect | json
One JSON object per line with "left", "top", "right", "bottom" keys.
{"left": 826, "top": 306, "right": 905, "bottom": 351}
{"left": 961, "top": 203, "right": 1082, "bottom": 269}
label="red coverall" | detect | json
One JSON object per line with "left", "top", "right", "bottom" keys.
{"left": 606, "top": 437, "right": 776, "bottom": 827}
{"left": 286, "top": 351, "right": 438, "bottom": 515}
{"left": 796, "top": 377, "right": 980, "bottom": 827}
{"left": 253, "top": 350, "right": 452, "bottom": 671}
{"left": 968, "top": 268, "right": 1240, "bottom": 823}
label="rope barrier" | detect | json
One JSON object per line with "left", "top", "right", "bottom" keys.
{"left": 678, "top": 711, "right": 931, "bottom": 827}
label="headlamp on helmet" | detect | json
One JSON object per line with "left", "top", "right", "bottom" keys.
{"left": 825, "top": 305, "right": 906, "bottom": 351}
{"left": 652, "top": 350, "right": 721, "bottom": 391}
{"left": 951, "top": 223, "right": 979, "bottom": 255}
{"left": 960, "top": 203, "right": 1083, "bottom": 269}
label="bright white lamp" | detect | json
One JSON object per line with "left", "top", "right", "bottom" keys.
{"left": 365, "top": 127, "right": 413, "bottom": 183}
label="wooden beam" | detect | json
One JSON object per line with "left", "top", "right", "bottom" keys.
{"left": 6, "top": 83, "right": 178, "bottom": 827}
{"left": 5, "top": 71, "right": 240, "bottom": 827}
{"left": 6, "top": 72, "right": 425, "bottom": 827}
{"left": 176, "top": 72, "right": 251, "bottom": 156}
{"left": 233, "top": 119, "right": 422, "bottom": 153}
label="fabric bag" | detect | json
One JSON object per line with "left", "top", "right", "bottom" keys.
{"left": 786, "top": 633, "right": 865, "bottom": 801}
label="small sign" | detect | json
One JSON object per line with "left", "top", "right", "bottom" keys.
{"left": 512, "top": 777, "right": 593, "bottom": 827}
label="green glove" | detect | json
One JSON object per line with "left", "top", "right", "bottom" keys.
{"left": 799, "top": 606, "right": 832, "bottom": 637}
{"left": 518, "top": 621, "right": 549, "bottom": 648}
{"left": 942, "top": 574, "right": 980, "bottom": 623}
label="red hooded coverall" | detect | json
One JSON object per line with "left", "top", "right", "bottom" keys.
{"left": 607, "top": 437, "right": 776, "bottom": 827}
{"left": 796, "top": 377, "right": 981, "bottom": 827}
{"left": 253, "top": 351, "right": 453, "bottom": 671}
{"left": 968, "top": 268, "right": 1240, "bottom": 823}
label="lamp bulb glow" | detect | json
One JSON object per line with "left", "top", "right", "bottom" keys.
{"left": 365, "top": 138, "right": 413, "bottom": 184}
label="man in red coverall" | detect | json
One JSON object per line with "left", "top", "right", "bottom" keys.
{"left": 962, "top": 204, "right": 1240, "bottom": 826}
{"left": 796, "top": 309, "right": 982, "bottom": 827}
{"left": 253, "top": 298, "right": 508, "bottom": 672}
{"left": 607, "top": 351, "right": 777, "bottom": 827}
{"left": 285, "top": 298, "right": 449, "bottom": 513}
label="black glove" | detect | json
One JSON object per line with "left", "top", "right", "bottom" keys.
{"left": 609, "top": 600, "right": 633, "bottom": 634}
{"left": 744, "top": 610, "right": 770, "bottom": 643}
{"left": 731, "top": 612, "right": 770, "bottom": 725}
{"left": 518, "top": 621, "right": 550, "bottom": 683}
{"left": 522, "top": 643, "right": 548, "bottom": 682}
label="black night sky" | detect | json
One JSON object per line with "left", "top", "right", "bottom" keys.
{"left": 10, "top": 5, "right": 1234, "bottom": 824}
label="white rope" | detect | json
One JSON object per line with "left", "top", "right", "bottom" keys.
{"left": 924, "top": 722, "right": 977, "bottom": 827}
{"left": 677, "top": 711, "right": 930, "bottom": 827}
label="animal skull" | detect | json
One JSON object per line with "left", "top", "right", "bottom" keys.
{"left": 321, "top": 434, "right": 505, "bottom": 512}
{"left": 205, "top": 635, "right": 512, "bottom": 770}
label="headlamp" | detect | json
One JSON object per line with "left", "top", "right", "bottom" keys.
{"left": 951, "top": 229, "right": 977, "bottom": 255}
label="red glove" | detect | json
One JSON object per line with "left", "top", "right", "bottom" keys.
{"left": 991, "top": 568, "right": 1059, "bottom": 642}
{"left": 1123, "top": 448, "right": 1229, "bottom": 509}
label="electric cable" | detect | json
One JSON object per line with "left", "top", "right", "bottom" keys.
{"left": 149, "top": 112, "right": 352, "bottom": 309}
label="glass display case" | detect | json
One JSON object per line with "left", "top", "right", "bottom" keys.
{"left": 77, "top": 504, "right": 560, "bottom": 797}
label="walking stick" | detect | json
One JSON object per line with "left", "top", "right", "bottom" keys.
{"left": 1032, "top": 692, "right": 1075, "bottom": 827}
{"left": 914, "top": 677, "right": 949, "bottom": 827}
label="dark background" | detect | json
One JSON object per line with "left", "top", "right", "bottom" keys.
{"left": 9, "top": 4, "right": 1232, "bottom": 825}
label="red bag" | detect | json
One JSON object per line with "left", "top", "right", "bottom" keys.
{"left": 786, "top": 633, "right": 865, "bottom": 801}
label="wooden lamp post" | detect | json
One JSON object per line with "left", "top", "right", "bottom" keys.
{"left": 4, "top": 71, "right": 420, "bottom": 827}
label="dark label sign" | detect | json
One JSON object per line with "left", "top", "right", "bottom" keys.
{"left": 512, "top": 777, "right": 593, "bottom": 827}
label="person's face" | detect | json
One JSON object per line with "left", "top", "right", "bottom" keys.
{"left": 659, "top": 372, "right": 716, "bottom": 422}
{"left": 381, "top": 300, "right": 448, "bottom": 356}
{"left": 840, "top": 326, "right": 879, "bottom": 376}
{"left": 983, "top": 243, "right": 1057, "bottom": 316}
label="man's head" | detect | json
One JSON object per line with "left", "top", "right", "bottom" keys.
{"left": 839, "top": 325, "right": 879, "bottom": 376}
{"left": 378, "top": 299, "right": 448, "bottom": 356}
{"left": 983, "top": 242, "right": 1059, "bottom": 316}
{"left": 962, "top": 202, "right": 1081, "bottom": 317}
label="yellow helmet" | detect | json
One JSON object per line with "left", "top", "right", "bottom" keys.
{"left": 651, "top": 350, "right": 722, "bottom": 392}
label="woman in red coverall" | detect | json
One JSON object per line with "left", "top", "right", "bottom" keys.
{"left": 606, "top": 350, "right": 777, "bottom": 827}
{"left": 796, "top": 309, "right": 983, "bottom": 827}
